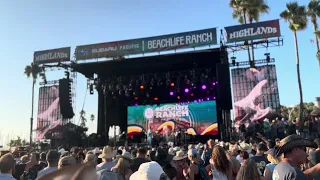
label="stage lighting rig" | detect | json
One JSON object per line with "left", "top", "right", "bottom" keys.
{"left": 231, "top": 56, "right": 237, "bottom": 66}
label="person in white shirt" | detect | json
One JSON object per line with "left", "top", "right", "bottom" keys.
{"left": 0, "top": 153, "right": 16, "bottom": 180}
{"left": 37, "top": 150, "right": 59, "bottom": 179}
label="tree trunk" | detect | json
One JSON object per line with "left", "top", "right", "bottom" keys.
{"left": 243, "top": 10, "right": 251, "bottom": 62}
{"left": 293, "top": 31, "right": 304, "bottom": 129}
{"left": 30, "top": 80, "right": 35, "bottom": 144}
{"left": 313, "top": 21, "right": 320, "bottom": 67}
{"left": 249, "top": 17, "right": 255, "bottom": 65}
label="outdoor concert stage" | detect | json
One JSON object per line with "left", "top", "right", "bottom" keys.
{"left": 73, "top": 48, "right": 232, "bottom": 145}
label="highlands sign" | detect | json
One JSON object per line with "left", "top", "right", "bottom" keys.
{"left": 34, "top": 47, "right": 71, "bottom": 65}
{"left": 75, "top": 28, "right": 217, "bottom": 60}
{"left": 224, "top": 19, "right": 281, "bottom": 43}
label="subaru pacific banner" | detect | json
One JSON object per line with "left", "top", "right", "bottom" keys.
{"left": 75, "top": 28, "right": 217, "bottom": 60}
{"left": 34, "top": 47, "right": 71, "bottom": 65}
{"left": 224, "top": 20, "right": 280, "bottom": 43}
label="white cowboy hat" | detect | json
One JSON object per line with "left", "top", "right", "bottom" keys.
{"left": 98, "top": 146, "right": 116, "bottom": 159}
{"left": 263, "top": 118, "right": 269, "bottom": 122}
{"left": 92, "top": 147, "right": 101, "bottom": 154}
{"left": 172, "top": 150, "right": 188, "bottom": 161}
{"left": 130, "top": 161, "right": 165, "bottom": 180}
{"left": 239, "top": 142, "right": 252, "bottom": 154}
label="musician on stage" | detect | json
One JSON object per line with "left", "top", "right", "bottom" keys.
{"left": 147, "top": 126, "right": 153, "bottom": 146}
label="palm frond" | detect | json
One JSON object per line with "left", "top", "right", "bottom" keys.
{"left": 315, "top": 30, "right": 320, "bottom": 37}
{"left": 24, "top": 65, "right": 32, "bottom": 78}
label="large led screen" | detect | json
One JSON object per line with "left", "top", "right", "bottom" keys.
{"left": 231, "top": 65, "right": 280, "bottom": 127}
{"left": 127, "top": 101, "right": 218, "bottom": 138}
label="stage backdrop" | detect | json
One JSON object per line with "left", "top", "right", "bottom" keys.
{"left": 127, "top": 101, "right": 218, "bottom": 138}
{"left": 231, "top": 65, "right": 280, "bottom": 125}
{"left": 36, "top": 86, "right": 63, "bottom": 140}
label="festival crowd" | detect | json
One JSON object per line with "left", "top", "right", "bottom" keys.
{"left": 1, "top": 118, "right": 320, "bottom": 180}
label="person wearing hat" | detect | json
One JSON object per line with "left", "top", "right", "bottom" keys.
{"left": 272, "top": 135, "right": 317, "bottom": 180}
{"left": 96, "top": 146, "right": 117, "bottom": 171}
{"left": 236, "top": 141, "right": 254, "bottom": 163}
{"left": 37, "top": 150, "right": 59, "bottom": 178}
{"left": 251, "top": 143, "right": 269, "bottom": 175}
{"left": 130, "top": 161, "right": 169, "bottom": 180}
{"left": 58, "top": 156, "right": 76, "bottom": 169}
{"left": 112, "top": 152, "right": 133, "bottom": 180}
{"left": 84, "top": 153, "right": 97, "bottom": 167}
{"left": 171, "top": 150, "right": 188, "bottom": 180}
{"left": 263, "top": 148, "right": 280, "bottom": 180}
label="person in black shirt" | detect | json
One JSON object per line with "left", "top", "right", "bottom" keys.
{"left": 130, "top": 148, "right": 149, "bottom": 173}
{"left": 251, "top": 143, "right": 269, "bottom": 175}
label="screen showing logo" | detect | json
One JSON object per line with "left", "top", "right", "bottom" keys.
{"left": 144, "top": 108, "right": 154, "bottom": 119}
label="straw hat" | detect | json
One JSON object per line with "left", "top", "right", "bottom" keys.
{"left": 98, "top": 146, "right": 116, "bottom": 159}
{"left": 275, "top": 135, "right": 317, "bottom": 156}
{"left": 117, "top": 152, "right": 132, "bottom": 162}
{"left": 172, "top": 150, "right": 188, "bottom": 161}
{"left": 239, "top": 142, "right": 252, "bottom": 154}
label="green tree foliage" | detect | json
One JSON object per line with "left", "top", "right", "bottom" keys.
{"left": 281, "top": 103, "right": 317, "bottom": 120}
{"left": 7, "top": 136, "right": 27, "bottom": 147}
{"left": 280, "top": 2, "right": 308, "bottom": 125}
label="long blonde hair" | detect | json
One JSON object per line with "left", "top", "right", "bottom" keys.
{"left": 236, "top": 159, "right": 261, "bottom": 180}
{"left": 114, "top": 157, "right": 131, "bottom": 178}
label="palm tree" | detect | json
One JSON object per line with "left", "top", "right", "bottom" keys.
{"left": 280, "top": 2, "right": 308, "bottom": 128}
{"left": 246, "top": 0, "right": 270, "bottom": 61}
{"left": 24, "top": 63, "right": 42, "bottom": 144}
{"left": 79, "top": 110, "right": 87, "bottom": 128}
{"left": 90, "top": 114, "right": 95, "bottom": 121}
{"left": 230, "top": 0, "right": 269, "bottom": 62}
{"left": 307, "top": 0, "right": 320, "bottom": 67}
{"left": 230, "top": 0, "right": 252, "bottom": 61}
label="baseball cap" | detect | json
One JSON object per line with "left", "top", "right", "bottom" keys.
{"left": 46, "top": 150, "right": 59, "bottom": 162}
{"left": 308, "top": 150, "right": 320, "bottom": 165}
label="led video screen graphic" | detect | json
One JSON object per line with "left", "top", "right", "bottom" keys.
{"left": 231, "top": 65, "right": 280, "bottom": 125}
{"left": 36, "top": 86, "right": 63, "bottom": 140}
{"left": 127, "top": 101, "right": 218, "bottom": 138}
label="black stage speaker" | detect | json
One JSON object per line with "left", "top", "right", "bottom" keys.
{"left": 216, "top": 63, "right": 232, "bottom": 110}
{"left": 59, "top": 79, "right": 75, "bottom": 119}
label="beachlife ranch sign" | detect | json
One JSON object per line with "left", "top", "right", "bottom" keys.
{"left": 34, "top": 47, "right": 71, "bottom": 64}
{"left": 75, "top": 28, "right": 217, "bottom": 60}
{"left": 224, "top": 19, "right": 281, "bottom": 43}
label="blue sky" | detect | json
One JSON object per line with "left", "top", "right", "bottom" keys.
{"left": 0, "top": 0, "right": 319, "bottom": 144}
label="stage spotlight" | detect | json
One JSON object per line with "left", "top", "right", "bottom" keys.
{"left": 134, "top": 97, "right": 139, "bottom": 100}
{"left": 154, "top": 97, "right": 159, "bottom": 101}
{"left": 140, "top": 85, "right": 144, "bottom": 89}
{"left": 206, "top": 97, "right": 210, "bottom": 101}
{"left": 212, "top": 82, "right": 216, "bottom": 86}
{"left": 191, "top": 93, "right": 194, "bottom": 97}
{"left": 169, "top": 92, "right": 174, "bottom": 96}
{"left": 194, "top": 100, "right": 198, "bottom": 103}
{"left": 213, "top": 96, "right": 216, "bottom": 100}
{"left": 201, "top": 85, "right": 207, "bottom": 90}
{"left": 177, "top": 96, "right": 181, "bottom": 100}
{"left": 184, "top": 88, "right": 189, "bottom": 93}
{"left": 170, "top": 83, "right": 175, "bottom": 87}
